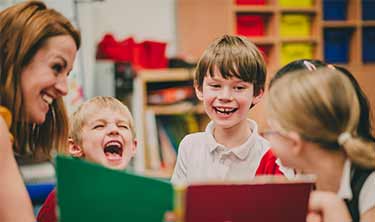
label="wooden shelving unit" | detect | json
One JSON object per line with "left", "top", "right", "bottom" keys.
{"left": 132, "top": 68, "right": 207, "bottom": 177}
{"left": 177, "top": 0, "right": 375, "bottom": 132}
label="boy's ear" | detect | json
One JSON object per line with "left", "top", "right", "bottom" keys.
{"left": 251, "top": 89, "right": 264, "bottom": 106}
{"left": 130, "top": 138, "right": 138, "bottom": 156}
{"left": 68, "top": 138, "right": 84, "bottom": 158}
{"left": 194, "top": 84, "right": 203, "bottom": 101}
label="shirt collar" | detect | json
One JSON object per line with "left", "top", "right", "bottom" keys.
{"left": 206, "top": 119, "right": 259, "bottom": 160}
{"left": 337, "top": 159, "right": 353, "bottom": 200}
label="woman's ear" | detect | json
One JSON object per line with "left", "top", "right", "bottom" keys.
{"left": 68, "top": 138, "right": 84, "bottom": 157}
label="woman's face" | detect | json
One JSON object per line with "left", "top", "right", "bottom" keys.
{"left": 21, "top": 35, "right": 77, "bottom": 124}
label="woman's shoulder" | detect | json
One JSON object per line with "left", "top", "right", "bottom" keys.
{"left": 0, "top": 105, "right": 14, "bottom": 143}
{"left": 0, "top": 105, "right": 12, "bottom": 128}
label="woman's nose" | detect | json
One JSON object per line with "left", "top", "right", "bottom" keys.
{"left": 55, "top": 74, "right": 68, "bottom": 96}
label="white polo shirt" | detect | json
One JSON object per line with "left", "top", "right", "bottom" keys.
{"left": 171, "top": 119, "right": 293, "bottom": 185}
{"left": 337, "top": 159, "right": 375, "bottom": 214}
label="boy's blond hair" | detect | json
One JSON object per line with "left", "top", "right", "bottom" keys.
{"left": 194, "top": 34, "right": 266, "bottom": 97}
{"left": 267, "top": 67, "right": 375, "bottom": 169}
{"left": 69, "top": 96, "right": 135, "bottom": 145}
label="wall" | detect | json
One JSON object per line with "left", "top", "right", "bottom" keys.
{"left": 76, "top": 0, "right": 176, "bottom": 99}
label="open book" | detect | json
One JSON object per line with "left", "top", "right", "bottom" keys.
{"left": 178, "top": 176, "right": 315, "bottom": 222}
{"left": 56, "top": 156, "right": 314, "bottom": 222}
{"left": 56, "top": 156, "right": 174, "bottom": 222}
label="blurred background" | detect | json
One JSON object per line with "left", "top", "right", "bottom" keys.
{"left": 1, "top": 0, "right": 375, "bottom": 212}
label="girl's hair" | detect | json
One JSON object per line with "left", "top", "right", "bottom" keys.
{"left": 69, "top": 96, "right": 136, "bottom": 146}
{"left": 194, "top": 34, "right": 266, "bottom": 96}
{"left": 0, "top": 1, "right": 81, "bottom": 160}
{"left": 267, "top": 67, "right": 375, "bottom": 168}
{"left": 270, "top": 59, "right": 374, "bottom": 142}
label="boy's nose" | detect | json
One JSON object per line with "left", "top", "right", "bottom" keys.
{"left": 218, "top": 87, "right": 233, "bottom": 101}
{"left": 107, "top": 125, "right": 120, "bottom": 135}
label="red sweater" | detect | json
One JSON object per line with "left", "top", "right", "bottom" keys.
{"left": 37, "top": 188, "right": 57, "bottom": 222}
{"left": 37, "top": 149, "right": 283, "bottom": 222}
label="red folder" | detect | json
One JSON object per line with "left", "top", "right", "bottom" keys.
{"left": 184, "top": 180, "right": 314, "bottom": 222}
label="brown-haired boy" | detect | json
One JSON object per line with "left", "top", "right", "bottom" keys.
{"left": 171, "top": 35, "right": 293, "bottom": 184}
{"left": 37, "top": 96, "right": 137, "bottom": 222}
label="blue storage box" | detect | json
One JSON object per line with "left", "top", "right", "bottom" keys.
{"left": 323, "top": 0, "right": 347, "bottom": 20}
{"left": 324, "top": 28, "right": 352, "bottom": 63}
{"left": 362, "top": 0, "right": 375, "bottom": 20}
{"left": 363, "top": 27, "right": 375, "bottom": 63}
{"left": 26, "top": 182, "right": 55, "bottom": 205}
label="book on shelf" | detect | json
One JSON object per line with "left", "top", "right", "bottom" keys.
{"left": 56, "top": 156, "right": 314, "bottom": 222}
{"left": 145, "top": 109, "right": 162, "bottom": 170}
{"left": 157, "top": 119, "right": 177, "bottom": 170}
{"left": 143, "top": 114, "right": 201, "bottom": 171}
{"left": 148, "top": 86, "right": 195, "bottom": 105}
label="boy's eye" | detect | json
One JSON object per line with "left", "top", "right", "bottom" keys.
{"left": 93, "top": 124, "right": 104, "bottom": 129}
{"left": 235, "top": 86, "right": 246, "bottom": 90}
{"left": 209, "top": 84, "right": 220, "bottom": 88}
{"left": 118, "top": 125, "right": 129, "bottom": 129}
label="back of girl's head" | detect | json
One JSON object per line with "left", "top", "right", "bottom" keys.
{"left": 194, "top": 34, "right": 266, "bottom": 96}
{"left": 69, "top": 96, "right": 136, "bottom": 145}
{"left": 0, "top": 1, "right": 81, "bottom": 159}
{"left": 269, "top": 59, "right": 327, "bottom": 88}
{"left": 267, "top": 67, "right": 375, "bottom": 168}
{"left": 334, "top": 66, "right": 374, "bottom": 142}
{"left": 270, "top": 59, "right": 374, "bottom": 142}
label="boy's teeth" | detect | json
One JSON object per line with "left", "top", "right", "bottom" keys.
{"left": 42, "top": 94, "right": 53, "bottom": 104}
{"left": 217, "top": 107, "right": 234, "bottom": 112}
{"left": 106, "top": 141, "right": 121, "bottom": 147}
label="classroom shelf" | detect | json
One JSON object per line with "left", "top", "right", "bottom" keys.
{"left": 234, "top": 5, "right": 275, "bottom": 13}
{"left": 176, "top": 0, "right": 375, "bottom": 132}
{"left": 132, "top": 68, "right": 207, "bottom": 175}
{"left": 148, "top": 102, "right": 204, "bottom": 115}
{"left": 323, "top": 21, "right": 358, "bottom": 28}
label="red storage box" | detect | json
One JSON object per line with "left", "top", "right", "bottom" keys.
{"left": 134, "top": 41, "right": 167, "bottom": 69}
{"left": 236, "top": 15, "right": 265, "bottom": 36}
{"left": 236, "top": 0, "right": 266, "bottom": 5}
{"left": 257, "top": 45, "right": 270, "bottom": 63}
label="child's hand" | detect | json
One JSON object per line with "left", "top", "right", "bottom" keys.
{"left": 164, "top": 211, "right": 177, "bottom": 222}
{"left": 308, "top": 191, "right": 351, "bottom": 222}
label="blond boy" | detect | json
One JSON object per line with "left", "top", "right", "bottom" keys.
{"left": 37, "top": 96, "right": 137, "bottom": 222}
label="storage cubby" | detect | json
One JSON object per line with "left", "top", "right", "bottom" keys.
{"left": 174, "top": 0, "right": 375, "bottom": 153}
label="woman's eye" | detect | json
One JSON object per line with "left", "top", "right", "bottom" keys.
{"left": 52, "top": 64, "right": 63, "bottom": 73}
{"left": 235, "top": 86, "right": 245, "bottom": 90}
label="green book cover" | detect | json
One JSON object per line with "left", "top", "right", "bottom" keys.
{"left": 56, "top": 155, "right": 174, "bottom": 222}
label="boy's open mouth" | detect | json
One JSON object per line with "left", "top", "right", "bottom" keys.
{"left": 214, "top": 107, "right": 238, "bottom": 115}
{"left": 103, "top": 141, "right": 123, "bottom": 160}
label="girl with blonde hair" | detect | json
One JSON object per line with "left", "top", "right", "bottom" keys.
{"left": 265, "top": 67, "right": 375, "bottom": 222}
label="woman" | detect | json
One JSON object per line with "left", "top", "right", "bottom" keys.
{"left": 0, "top": 1, "right": 80, "bottom": 221}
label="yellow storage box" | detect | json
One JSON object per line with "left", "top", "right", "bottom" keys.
{"left": 281, "top": 43, "right": 313, "bottom": 65}
{"left": 279, "top": 0, "right": 313, "bottom": 7}
{"left": 280, "top": 14, "right": 311, "bottom": 37}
